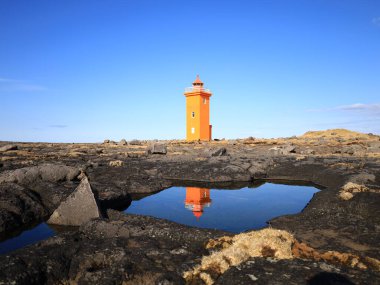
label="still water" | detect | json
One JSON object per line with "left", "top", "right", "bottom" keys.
{"left": 125, "top": 183, "right": 319, "bottom": 233}
{"left": 0, "top": 182, "right": 319, "bottom": 255}
{"left": 0, "top": 223, "right": 55, "bottom": 254}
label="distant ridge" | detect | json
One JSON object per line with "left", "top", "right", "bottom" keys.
{"left": 301, "top": 129, "right": 376, "bottom": 139}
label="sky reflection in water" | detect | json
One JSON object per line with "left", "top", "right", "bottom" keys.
{"left": 0, "top": 223, "right": 55, "bottom": 254}
{"left": 125, "top": 183, "right": 319, "bottom": 233}
{"left": 0, "top": 183, "right": 319, "bottom": 255}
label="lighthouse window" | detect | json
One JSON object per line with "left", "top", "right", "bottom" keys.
{"left": 191, "top": 127, "right": 195, "bottom": 134}
{"left": 203, "top": 98, "right": 207, "bottom": 104}
{"left": 191, "top": 112, "right": 195, "bottom": 118}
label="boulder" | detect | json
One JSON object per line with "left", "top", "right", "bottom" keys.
{"left": 118, "top": 139, "right": 128, "bottom": 146}
{"left": 269, "top": 145, "right": 296, "bottom": 155}
{"left": 282, "top": 144, "right": 296, "bottom": 154}
{"left": 209, "top": 147, "right": 227, "bottom": 157}
{"left": 248, "top": 161, "right": 270, "bottom": 179}
{"left": 0, "top": 145, "right": 18, "bottom": 152}
{"left": 47, "top": 177, "right": 101, "bottom": 226}
{"left": 129, "top": 139, "right": 142, "bottom": 146}
{"left": 146, "top": 143, "right": 167, "bottom": 155}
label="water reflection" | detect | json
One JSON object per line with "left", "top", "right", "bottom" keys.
{"left": 0, "top": 223, "right": 77, "bottom": 255}
{"left": 125, "top": 183, "right": 320, "bottom": 233}
{"left": 0, "top": 182, "right": 321, "bottom": 255}
{"left": 184, "top": 187, "right": 212, "bottom": 219}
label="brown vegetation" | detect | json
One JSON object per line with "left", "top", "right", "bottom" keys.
{"left": 184, "top": 228, "right": 380, "bottom": 285}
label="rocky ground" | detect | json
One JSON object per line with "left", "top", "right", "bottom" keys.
{"left": 0, "top": 129, "right": 379, "bottom": 284}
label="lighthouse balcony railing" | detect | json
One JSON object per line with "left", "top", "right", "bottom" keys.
{"left": 184, "top": 87, "right": 211, "bottom": 93}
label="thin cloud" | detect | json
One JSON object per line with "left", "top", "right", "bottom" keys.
{"left": 336, "top": 103, "right": 380, "bottom": 114}
{"left": 373, "top": 17, "right": 380, "bottom": 27}
{"left": 307, "top": 103, "right": 380, "bottom": 115}
{"left": 0, "top": 77, "right": 48, "bottom": 92}
{"left": 49, "top": 125, "right": 68, "bottom": 128}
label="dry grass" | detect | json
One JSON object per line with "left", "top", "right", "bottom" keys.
{"left": 184, "top": 228, "right": 380, "bottom": 285}
{"left": 183, "top": 228, "right": 295, "bottom": 285}
{"left": 170, "top": 151, "right": 185, "bottom": 155}
{"left": 338, "top": 182, "right": 369, "bottom": 201}
{"left": 67, "top": 151, "right": 87, "bottom": 157}
{"left": 339, "top": 182, "right": 380, "bottom": 200}
{"left": 292, "top": 241, "right": 380, "bottom": 271}
{"left": 109, "top": 160, "right": 124, "bottom": 167}
{"left": 301, "top": 129, "right": 373, "bottom": 140}
{"left": 330, "top": 162, "right": 358, "bottom": 170}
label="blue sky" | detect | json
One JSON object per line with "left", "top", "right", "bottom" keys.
{"left": 1, "top": 0, "right": 379, "bottom": 142}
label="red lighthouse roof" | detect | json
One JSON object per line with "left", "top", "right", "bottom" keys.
{"left": 193, "top": 75, "right": 203, "bottom": 85}
{"left": 193, "top": 210, "right": 203, "bottom": 219}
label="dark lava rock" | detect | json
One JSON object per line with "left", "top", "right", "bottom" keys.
{"left": 0, "top": 183, "right": 48, "bottom": 236}
{"left": 80, "top": 219, "right": 130, "bottom": 239}
{"left": 0, "top": 164, "right": 81, "bottom": 234}
{"left": 2, "top": 209, "right": 379, "bottom": 285}
{"left": 207, "top": 147, "right": 227, "bottom": 157}
{"left": 0, "top": 140, "right": 379, "bottom": 284}
{"left": 0, "top": 179, "right": 78, "bottom": 235}
{"left": 107, "top": 209, "right": 227, "bottom": 249}
{"left": 0, "top": 212, "right": 227, "bottom": 285}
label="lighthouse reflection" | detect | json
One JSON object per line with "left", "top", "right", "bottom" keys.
{"left": 184, "top": 187, "right": 212, "bottom": 220}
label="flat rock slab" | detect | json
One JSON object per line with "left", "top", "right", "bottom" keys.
{"left": 0, "top": 144, "right": 18, "bottom": 152}
{"left": 47, "top": 177, "right": 101, "bottom": 226}
{"left": 0, "top": 164, "right": 80, "bottom": 184}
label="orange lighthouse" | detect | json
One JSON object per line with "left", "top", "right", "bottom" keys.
{"left": 184, "top": 187, "right": 212, "bottom": 219}
{"left": 184, "top": 75, "right": 212, "bottom": 141}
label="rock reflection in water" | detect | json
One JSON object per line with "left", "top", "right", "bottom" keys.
{"left": 184, "top": 187, "right": 211, "bottom": 219}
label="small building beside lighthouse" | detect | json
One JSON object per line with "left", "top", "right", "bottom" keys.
{"left": 184, "top": 75, "right": 212, "bottom": 141}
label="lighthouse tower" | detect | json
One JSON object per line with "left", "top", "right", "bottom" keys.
{"left": 184, "top": 75, "right": 212, "bottom": 141}
{"left": 184, "top": 187, "right": 212, "bottom": 219}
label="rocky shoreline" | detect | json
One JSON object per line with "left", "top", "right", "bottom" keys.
{"left": 0, "top": 130, "right": 379, "bottom": 284}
